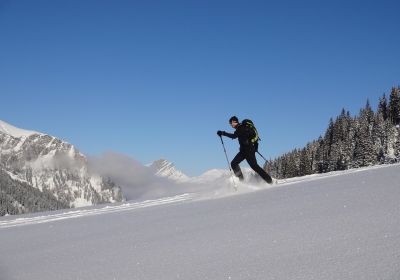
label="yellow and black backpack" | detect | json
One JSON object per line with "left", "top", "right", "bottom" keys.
{"left": 241, "top": 119, "right": 260, "bottom": 145}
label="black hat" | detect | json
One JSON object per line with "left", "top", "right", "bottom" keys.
{"left": 229, "top": 116, "right": 239, "bottom": 123}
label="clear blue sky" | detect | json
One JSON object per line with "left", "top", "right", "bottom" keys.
{"left": 1, "top": 0, "right": 399, "bottom": 176}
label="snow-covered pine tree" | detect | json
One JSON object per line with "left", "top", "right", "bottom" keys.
{"left": 330, "top": 109, "right": 352, "bottom": 171}
{"left": 324, "top": 118, "right": 336, "bottom": 171}
{"left": 378, "top": 93, "right": 388, "bottom": 121}
{"left": 299, "top": 145, "right": 313, "bottom": 176}
{"left": 314, "top": 136, "right": 326, "bottom": 173}
{"left": 385, "top": 122, "right": 398, "bottom": 163}
{"left": 288, "top": 150, "right": 300, "bottom": 178}
{"left": 395, "top": 126, "right": 400, "bottom": 161}
{"left": 372, "top": 109, "right": 387, "bottom": 163}
{"left": 353, "top": 101, "right": 376, "bottom": 167}
{"left": 389, "top": 87, "right": 400, "bottom": 125}
{"left": 343, "top": 110, "right": 355, "bottom": 169}
{"left": 265, "top": 87, "right": 400, "bottom": 180}
{"left": 308, "top": 140, "right": 319, "bottom": 173}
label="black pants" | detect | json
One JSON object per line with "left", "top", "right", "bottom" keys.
{"left": 231, "top": 148, "right": 272, "bottom": 183}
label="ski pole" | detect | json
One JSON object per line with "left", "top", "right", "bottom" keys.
{"left": 219, "top": 136, "right": 238, "bottom": 190}
{"left": 257, "top": 151, "right": 268, "bottom": 163}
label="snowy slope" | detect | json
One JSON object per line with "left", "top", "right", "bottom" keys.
{"left": 0, "top": 164, "right": 399, "bottom": 280}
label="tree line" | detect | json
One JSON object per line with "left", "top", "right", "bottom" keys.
{"left": 265, "top": 87, "right": 400, "bottom": 179}
{"left": 0, "top": 168, "right": 69, "bottom": 216}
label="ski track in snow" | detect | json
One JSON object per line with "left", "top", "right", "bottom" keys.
{"left": 0, "top": 194, "right": 194, "bottom": 229}
{"left": 1, "top": 163, "right": 398, "bottom": 229}
{"left": 1, "top": 163, "right": 399, "bottom": 280}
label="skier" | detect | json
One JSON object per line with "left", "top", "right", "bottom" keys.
{"left": 217, "top": 116, "right": 273, "bottom": 184}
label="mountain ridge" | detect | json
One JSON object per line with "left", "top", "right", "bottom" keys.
{"left": 0, "top": 120, "right": 124, "bottom": 216}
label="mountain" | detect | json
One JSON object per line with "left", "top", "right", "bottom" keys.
{"left": 149, "top": 159, "right": 265, "bottom": 187}
{"left": 0, "top": 120, "right": 41, "bottom": 137}
{"left": 0, "top": 168, "right": 69, "bottom": 216}
{"left": 149, "top": 159, "right": 189, "bottom": 182}
{"left": 0, "top": 120, "right": 124, "bottom": 216}
{"left": 1, "top": 164, "right": 399, "bottom": 279}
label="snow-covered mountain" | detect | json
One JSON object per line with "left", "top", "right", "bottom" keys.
{"left": 149, "top": 159, "right": 263, "bottom": 185}
{"left": 0, "top": 120, "right": 123, "bottom": 216}
{"left": 1, "top": 164, "right": 399, "bottom": 279}
{"left": 0, "top": 120, "right": 42, "bottom": 137}
{"left": 149, "top": 159, "right": 189, "bottom": 182}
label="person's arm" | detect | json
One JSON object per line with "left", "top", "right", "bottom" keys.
{"left": 223, "top": 131, "right": 237, "bottom": 139}
{"left": 217, "top": 130, "right": 237, "bottom": 139}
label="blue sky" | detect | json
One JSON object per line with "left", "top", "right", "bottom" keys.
{"left": 1, "top": 0, "right": 399, "bottom": 176}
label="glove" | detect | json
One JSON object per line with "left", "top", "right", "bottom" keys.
{"left": 217, "top": 130, "right": 225, "bottom": 137}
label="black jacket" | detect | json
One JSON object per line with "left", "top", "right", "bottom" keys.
{"left": 223, "top": 124, "right": 254, "bottom": 150}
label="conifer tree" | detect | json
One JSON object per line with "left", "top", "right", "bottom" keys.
{"left": 378, "top": 94, "right": 388, "bottom": 121}
{"left": 266, "top": 86, "right": 400, "bottom": 179}
{"left": 389, "top": 87, "right": 400, "bottom": 125}
{"left": 314, "top": 137, "right": 325, "bottom": 173}
{"left": 385, "top": 124, "right": 398, "bottom": 162}
{"left": 299, "top": 145, "right": 314, "bottom": 176}
{"left": 354, "top": 101, "right": 376, "bottom": 166}
{"left": 372, "top": 112, "right": 386, "bottom": 163}
{"left": 395, "top": 127, "right": 400, "bottom": 161}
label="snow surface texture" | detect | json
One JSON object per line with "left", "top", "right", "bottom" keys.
{"left": 0, "top": 164, "right": 399, "bottom": 280}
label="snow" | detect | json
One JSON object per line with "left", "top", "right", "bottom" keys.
{"left": 149, "top": 159, "right": 189, "bottom": 182}
{"left": 89, "top": 175, "right": 104, "bottom": 193}
{"left": 0, "top": 164, "right": 399, "bottom": 279}
{"left": 28, "top": 150, "right": 58, "bottom": 171}
{"left": 70, "top": 196, "right": 93, "bottom": 208}
{"left": 4, "top": 170, "right": 29, "bottom": 184}
{"left": 0, "top": 194, "right": 192, "bottom": 228}
{"left": 0, "top": 119, "right": 42, "bottom": 138}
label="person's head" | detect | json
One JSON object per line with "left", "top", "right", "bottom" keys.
{"left": 229, "top": 116, "right": 239, "bottom": 128}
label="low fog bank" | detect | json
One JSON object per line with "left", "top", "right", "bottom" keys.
{"left": 87, "top": 152, "right": 258, "bottom": 202}
{"left": 87, "top": 152, "right": 185, "bottom": 200}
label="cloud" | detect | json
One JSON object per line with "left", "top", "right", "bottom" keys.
{"left": 28, "top": 151, "right": 84, "bottom": 171}
{"left": 86, "top": 151, "right": 258, "bottom": 202}
{"left": 87, "top": 152, "right": 187, "bottom": 200}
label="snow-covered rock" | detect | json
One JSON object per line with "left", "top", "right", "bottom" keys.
{"left": 0, "top": 120, "right": 124, "bottom": 215}
{"left": 149, "top": 159, "right": 189, "bottom": 182}
{"left": 0, "top": 120, "right": 42, "bottom": 138}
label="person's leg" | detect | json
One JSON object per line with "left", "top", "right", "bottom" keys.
{"left": 245, "top": 152, "right": 273, "bottom": 184}
{"left": 231, "top": 151, "right": 246, "bottom": 181}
